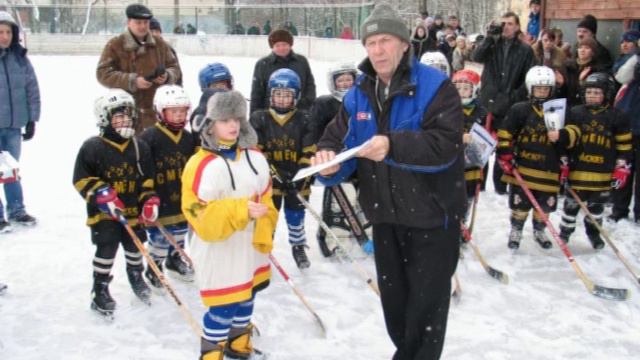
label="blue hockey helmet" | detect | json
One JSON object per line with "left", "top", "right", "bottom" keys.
{"left": 268, "top": 68, "right": 301, "bottom": 106}
{"left": 198, "top": 62, "right": 233, "bottom": 91}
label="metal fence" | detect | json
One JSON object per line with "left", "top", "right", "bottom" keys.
{"left": 1, "top": 3, "right": 374, "bottom": 38}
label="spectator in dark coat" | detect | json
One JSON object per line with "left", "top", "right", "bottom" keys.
{"left": 250, "top": 29, "right": 316, "bottom": 114}
{"left": 411, "top": 24, "right": 434, "bottom": 60}
{"left": 0, "top": 11, "right": 40, "bottom": 227}
{"left": 263, "top": 20, "right": 272, "bottom": 35}
{"left": 574, "top": 14, "right": 613, "bottom": 70}
{"left": 472, "top": 11, "right": 534, "bottom": 194}
{"left": 564, "top": 38, "right": 609, "bottom": 106}
{"left": 247, "top": 21, "right": 261, "bottom": 35}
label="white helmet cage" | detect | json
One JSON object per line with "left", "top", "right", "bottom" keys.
{"left": 327, "top": 62, "right": 357, "bottom": 101}
{"left": 153, "top": 85, "right": 192, "bottom": 122}
{"left": 94, "top": 89, "right": 136, "bottom": 128}
{"left": 420, "top": 52, "right": 451, "bottom": 77}
{"left": 525, "top": 65, "right": 556, "bottom": 99}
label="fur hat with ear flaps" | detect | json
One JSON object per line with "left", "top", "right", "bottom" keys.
{"left": 201, "top": 90, "right": 257, "bottom": 151}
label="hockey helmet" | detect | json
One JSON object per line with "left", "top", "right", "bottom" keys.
{"left": 327, "top": 62, "right": 357, "bottom": 101}
{"left": 94, "top": 89, "right": 136, "bottom": 138}
{"left": 153, "top": 85, "right": 191, "bottom": 130}
{"left": 420, "top": 51, "right": 451, "bottom": 77}
{"left": 525, "top": 65, "right": 555, "bottom": 103}
{"left": 268, "top": 68, "right": 301, "bottom": 112}
{"left": 452, "top": 69, "right": 481, "bottom": 105}
{"left": 198, "top": 62, "right": 234, "bottom": 91}
{"left": 580, "top": 72, "right": 616, "bottom": 108}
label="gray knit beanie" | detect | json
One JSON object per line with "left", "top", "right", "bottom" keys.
{"left": 202, "top": 90, "right": 257, "bottom": 149}
{"left": 0, "top": 11, "right": 17, "bottom": 26}
{"left": 360, "top": 2, "right": 410, "bottom": 44}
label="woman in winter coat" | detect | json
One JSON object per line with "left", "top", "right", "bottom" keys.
{"left": 411, "top": 24, "right": 434, "bottom": 60}
{"left": 564, "top": 37, "right": 609, "bottom": 106}
{"left": 532, "top": 29, "right": 567, "bottom": 96}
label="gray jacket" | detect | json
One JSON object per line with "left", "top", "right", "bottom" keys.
{"left": 0, "top": 11, "right": 40, "bottom": 129}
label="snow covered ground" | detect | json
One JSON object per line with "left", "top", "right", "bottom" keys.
{"left": 0, "top": 55, "right": 639, "bottom": 360}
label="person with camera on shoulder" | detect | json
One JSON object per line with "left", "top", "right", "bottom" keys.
{"left": 471, "top": 11, "right": 534, "bottom": 194}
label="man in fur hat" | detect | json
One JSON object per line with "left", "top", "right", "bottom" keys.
{"left": 312, "top": 2, "right": 465, "bottom": 358}
{"left": 574, "top": 14, "right": 613, "bottom": 71}
{"left": 96, "top": 4, "right": 182, "bottom": 132}
{"left": 249, "top": 28, "right": 316, "bottom": 114}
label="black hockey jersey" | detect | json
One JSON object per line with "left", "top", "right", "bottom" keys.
{"left": 311, "top": 95, "right": 341, "bottom": 143}
{"left": 73, "top": 135, "right": 156, "bottom": 226}
{"left": 462, "top": 103, "right": 488, "bottom": 183}
{"left": 564, "top": 105, "right": 632, "bottom": 191}
{"left": 497, "top": 101, "right": 580, "bottom": 193}
{"left": 139, "top": 122, "right": 197, "bottom": 225}
{"left": 250, "top": 108, "right": 317, "bottom": 195}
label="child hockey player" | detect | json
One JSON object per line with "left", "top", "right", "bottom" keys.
{"left": 558, "top": 73, "right": 632, "bottom": 249}
{"left": 139, "top": 85, "right": 196, "bottom": 288}
{"left": 420, "top": 51, "right": 451, "bottom": 77}
{"left": 182, "top": 90, "right": 277, "bottom": 360}
{"left": 73, "top": 89, "right": 160, "bottom": 316}
{"left": 190, "top": 62, "right": 234, "bottom": 146}
{"left": 311, "top": 63, "right": 372, "bottom": 257}
{"left": 497, "top": 66, "right": 580, "bottom": 250}
{"left": 250, "top": 68, "right": 316, "bottom": 269}
{"left": 452, "top": 69, "right": 487, "bottom": 217}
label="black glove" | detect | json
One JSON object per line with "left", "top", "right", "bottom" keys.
{"left": 23, "top": 121, "right": 35, "bottom": 141}
{"left": 144, "top": 65, "right": 166, "bottom": 82}
{"left": 487, "top": 22, "right": 503, "bottom": 37}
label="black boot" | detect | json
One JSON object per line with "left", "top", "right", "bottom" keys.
{"left": 292, "top": 244, "right": 310, "bottom": 269}
{"left": 165, "top": 251, "right": 195, "bottom": 282}
{"left": 91, "top": 274, "right": 116, "bottom": 317}
{"left": 533, "top": 229, "right": 553, "bottom": 249}
{"left": 559, "top": 226, "right": 573, "bottom": 244}
{"left": 587, "top": 233, "right": 605, "bottom": 250}
{"left": 145, "top": 260, "right": 164, "bottom": 290}
{"left": 507, "top": 228, "right": 523, "bottom": 249}
{"left": 127, "top": 267, "right": 151, "bottom": 305}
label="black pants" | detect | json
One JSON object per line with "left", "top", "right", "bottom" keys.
{"left": 611, "top": 135, "right": 640, "bottom": 218}
{"left": 91, "top": 221, "right": 146, "bottom": 275}
{"left": 372, "top": 223, "right": 459, "bottom": 360}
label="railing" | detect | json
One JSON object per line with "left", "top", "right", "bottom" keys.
{"left": 0, "top": 3, "right": 374, "bottom": 38}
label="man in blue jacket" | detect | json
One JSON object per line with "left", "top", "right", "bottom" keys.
{"left": 0, "top": 11, "right": 40, "bottom": 231}
{"left": 312, "top": 3, "right": 465, "bottom": 359}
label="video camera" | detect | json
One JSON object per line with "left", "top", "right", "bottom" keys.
{"left": 487, "top": 22, "right": 504, "bottom": 36}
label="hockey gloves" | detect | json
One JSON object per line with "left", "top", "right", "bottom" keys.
{"left": 140, "top": 196, "right": 161, "bottom": 224}
{"left": 23, "top": 122, "right": 36, "bottom": 141}
{"left": 612, "top": 162, "right": 632, "bottom": 189}
{"left": 559, "top": 157, "right": 570, "bottom": 185}
{"left": 95, "top": 186, "right": 125, "bottom": 220}
{"left": 498, "top": 153, "right": 515, "bottom": 175}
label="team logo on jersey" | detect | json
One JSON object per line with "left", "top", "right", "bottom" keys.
{"left": 356, "top": 112, "right": 371, "bottom": 121}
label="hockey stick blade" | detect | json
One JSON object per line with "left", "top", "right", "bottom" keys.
{"left": 590, "top": 283, "right": 630, "bottom": 301}
{"left": 461, "top": 224, "right": 510, "bottom": 285}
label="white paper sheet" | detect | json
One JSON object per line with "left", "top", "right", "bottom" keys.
{"left": 293, "top": 139, "right": 372, "bottom": 182}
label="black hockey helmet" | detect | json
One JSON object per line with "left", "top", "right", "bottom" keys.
{"left": 580, "top": 72, "right": 616, "bottom": 108}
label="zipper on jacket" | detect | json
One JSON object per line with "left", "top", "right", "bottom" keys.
{"left": 2, "top": 57, "right": 14, "bottom": 128}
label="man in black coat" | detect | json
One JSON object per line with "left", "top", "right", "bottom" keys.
{"left": 249, "top": 29, "right": 316, "bottom": 114}
{"left": 574, "top": 14, "right": 613, "bottom": 71}
{"left": 312, "top": 3, "right": 465, "bottom": 359}
{"left": 472, "top": 11, "right": 534, "bottom": 194}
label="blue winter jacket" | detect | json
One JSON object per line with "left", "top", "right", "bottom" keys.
{"left": 527, "top": 12, "right": 540, "bottom": 39}
{"left": 0, "top": 20, "right": 40, "bottom": 129}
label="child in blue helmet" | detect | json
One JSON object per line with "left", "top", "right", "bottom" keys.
{"left": 249, "top": 68, "right": 317, "bottom": 269}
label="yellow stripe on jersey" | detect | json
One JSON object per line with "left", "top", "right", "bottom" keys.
{"left": 155, "top": 122, "right": 183, "bottom": 144}
{"left": 616, "top": 143, "right": 633, "bottom": 152}
{"left": 99, "top": 137, "right": 130, "bottom": 153}
{"left": 569, "top": 171, "right": 612, "bottom": 182}
{"left": 565, "top": 124, "right": 581, "bottom": 149}
{"left": 497, "top": 129, "right": 512, "bottom": 140}
{"left": 615, "top": 133, "right": 632, "bottom": 142}
{"left": 518, "top": 166, "right": 559, "bottom": 181}
{"left": 464, "top": 169, "right": 482, "bottom": 181}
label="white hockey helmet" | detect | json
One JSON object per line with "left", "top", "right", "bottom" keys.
{"left": 153, "top": 85, "right": 191, "bottom": 129}
{"left": 525, "top": 65, "right": 555, "bottom": 102}
{"left": 420, "top": 51, "right": 451, "bottom": 77}
{"left": 94, "top": 89, "right": 136, "bottom": 128}
{"left": 327, "top": 62, "right": 357, "bottom": 101}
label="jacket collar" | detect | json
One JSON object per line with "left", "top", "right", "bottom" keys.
{"left": 268, "top": 50, "right": 296, "bottom": 63}
{"left": 358, "top": 50, "right": 415, "bottom": 94}
{"left": 123, "top": 30, "right": 156, "bottom": 51}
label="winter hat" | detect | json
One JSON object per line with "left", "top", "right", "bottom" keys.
{"left": 126, "top": 4, "right": 153, "bottom": 20}
{"left": 578, "top": 37, "right": 598, "bottom": 54}
{"left": 0, "top": 11, "right": 17, "bottom": 26}
{"left": 149, "top": 18, "right": 162, "bottom": 32}
{"left": 529, "top": 0, "right": 541, "bottom": 6}
{"left": 621, "top": 30, "right": 640, "bottom": 43}
{"left": 202, "top": 90, "right": 257, "bottom": 149}
{"left": 360, "top": 2, "right": 410, "bottom": 45}
{"left": 434, "top": 14, "right": 443, "bottom": 21}
{"left": 268, "top": 29, "right": 294, "bottom": 48}
{"left": 577, "top": 14, "right": 598, "bottom": 35}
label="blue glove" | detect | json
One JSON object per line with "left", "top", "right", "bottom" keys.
{"left": 362, "top": 239, "right": 374, "bottom": 255}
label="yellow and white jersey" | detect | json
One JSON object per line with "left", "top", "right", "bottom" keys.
{"left": 181, "top": 147, "right": 278, "bottom": 307}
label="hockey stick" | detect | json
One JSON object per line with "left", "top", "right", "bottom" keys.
{"left": 114, "top": 211, "right": 203, "bottom": 336}
{"left": 460, "top": 223, "right": 510, "bottom": 284}
{"left": 270, "top": 166, "right": 380, "bottom": 296}
{"left": 467, "top": 180, "right": 481, "bottom": 234}
{"left": 152, "top": 221, "right": 194, "bottom": 268}
{"left": 566, "top": 187, "right": 640, "bottom": 287}
{"left": 451, "top": 273, "right": 462, "bottom": 302}
{"left": 511, "top": 169, "right": 630, "bottom": 300}
{"left": 329, "top": 185, "right": 370, "bottom": 246}
{"left": 269, "top": 254, "right": 327, "bottom": 337}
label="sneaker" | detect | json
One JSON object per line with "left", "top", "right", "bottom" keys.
{"left": 165, "top": 252, "right": 194, "bottom": 282}
{"left": 587, "top": 233, "right": 605, "bottom": 250}
{"left": 0, "top": 220, "right": 11, "bottom": 233}
{"left": 9, "top": 213, "right": 36, "bottom": 226}
{"left": 507, "top": 228, "right": 522, "bottom": 249}
{"left": 534, "top": 230, "right": 552, "bottom": 249}
{"left": 292, "top": 244, "right": 311, "bottom": 269}
{"left": 607, "top": 212, "right": 627, "bottom": 223}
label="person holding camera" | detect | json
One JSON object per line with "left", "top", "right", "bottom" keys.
{"left": 96, "top": 4, "right": 181, "bottom": 132}
{"left": 471, "top": 11, "right": 534, "bottom": 194}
